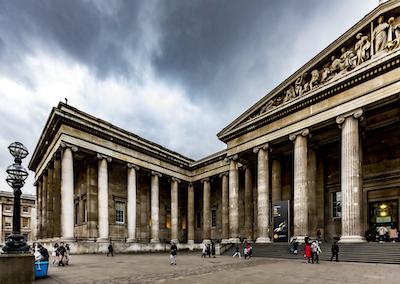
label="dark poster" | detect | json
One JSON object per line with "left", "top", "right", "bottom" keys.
{"left": 273, "top": 200, "right": 290, "bottom": 242}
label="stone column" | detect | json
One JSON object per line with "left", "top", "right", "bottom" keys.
{"left": 53, "top": 154, "right": 62, "bottom": 238}
{"left": 47, "top": 166, "right": 54, "bottom": 238}
{"left": 127, "top": 163, "right": 139, "bottom": 242}
{"left": 97, "top": 153, "right": 111, "bottom": 241}
{"left": 202, "top": 178, "right": 211, "bottom": 243}
{"left": 336, "top": 108, "right": 365, "bottom": 243}
{"left": 271, "top": 158, "right": 282, "bottom": 203}
{"left": 38, "top": 180, "right": 43, "bottom": 239}
{"left": 0, "top": 203, "right": 2, "bottom": 242}
{"left": 171, "top": 177, "right": 180, "bottom": 244}
{"left": 254, "top": 144, "right": 271, "bottom": 243}
{"left": 289, "top": 128, "right": 310, "bottom": 243}
{"left": 187, "top": 183, "right": 195, "bottom": 245}
{"left": 220, "top": 172, "right": 229, "bottom": 243}
{"left": 42, "top": 172, "right": 48, "bottom": 239}
{"left": 228, "top": 155, "right": 240, "bottom": 243}
{"left": 61, "top": 143, "right": 77, "bottom": 240}
{"left": 244, "top": 166, "right": 253, "bottom": 242}
{"left": 308, "top": 145, "right": 318, "bottom": 238}
{"left": 150, "top": 171, "right": 162, "bottom": 243}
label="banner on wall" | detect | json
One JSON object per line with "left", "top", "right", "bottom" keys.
{"left": 273, "top": 200, "right": 290, "bottom": 242}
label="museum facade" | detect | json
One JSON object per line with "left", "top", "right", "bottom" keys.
{"left": 28, "top": 1, "right": 400, "bottom": 252}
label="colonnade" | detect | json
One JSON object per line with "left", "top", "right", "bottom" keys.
{"left": 35, "top": 108, "right": 365, "bottom": 243}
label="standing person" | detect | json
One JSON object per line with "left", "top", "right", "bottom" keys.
{"left": 330, "top": 242, "right": 339, "bottom": 262}
{"left": 170, "top": 242, "right": 177, "bottom": 265}
{"left": 107, "top": 243, "right": 114, "bottom": 257}
{"left": 305, "top": 243, "right": 312, "bottom": 264}
{"left": 232, "top": 245, "right": 241, "bottom": 258}
{"left": 390, "top": 226, "right": 398, "bottom": 243}
{"left": 64, "top": 244, "right": 71, "bottom": 265}
{"left": 201, "top": 243, "right": 207, "bottom": 257}
{"left": 207, "top": 244, "right": 211, "bottom": 258}
{"left": 52, "top": 243, "right": 59, "bottom": 265}
{"left": 31, "top": 243, "right": 36, "bottom": 253}
{"left": 56, "top": 242, "right": 66, "bottom": 267}
{"left": 293, "top": 240, "right": 299, "bottom": 255}
{"left": 211, "top": 241, "right": 216, "bottom": 258}
{"left": 38, "top": 244, "right": 49, "bottom": 261}
{"left": 248, "top": 244, "right": 253, "bottom": 260}
{"left": 244, "top": 245, "right": 248, "bottom": 260}
{"left": 311, "top": 241, "right": 318, "bottom": 263}
{"left": 317, "top": 230, "right": 322, "bottom": 242}
{"left": 378, "top": 225, "right": 388, "bottom": 243}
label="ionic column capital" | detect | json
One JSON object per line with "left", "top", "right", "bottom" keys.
{"left": 97, "top": 153, "right": 112, "bottom": 163}
{"left": 253, "top": 143, "right": 270, "bottom": 154}
{"left": 60, "top": 141, "right": 78, "bottom": 152}
{"left": 224, "top": 154, "right": 239, "bottom": 163}
{"left": 127, "top": 163, "right": 140, "bottom": 171}
{"left": 219, "top": 171, "right": 229, "bottom": 178}
{"left": 200, "top": 177, "right": 212, "bottom": 183}
{"left": 336, "top": 108, "right": 364, "bottom": 125}
{"left": 241, "top": 165, "right": 252, "bottom": 171}
{"left": 289, "top": 128, "right": 310, "bottom": 142}
{"left": 170, "top": 177, "right": 181, "bottom": 183}
{"left": 149, "top": 171, "right": 162, "bottom": 178}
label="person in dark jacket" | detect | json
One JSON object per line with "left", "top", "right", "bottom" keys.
{"left": 107, "top": 243, "right": 114, "bottom": 257}
{"left": 330, "top": 242, "right": 339, "bottom": 262}
{"left": 38, "top": 244, "right": 49, "bottom": 261}
{"left": 170, "top": 242, "right": 177, "bottom": 265}
{"left": 211, "top": 241, "right": 216, "bottom": 258}
{"left": 56, "top": 242, "right": 67, "bottom": 266}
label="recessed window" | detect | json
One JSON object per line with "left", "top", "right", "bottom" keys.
{"left": 166, "top": 211, "right": 171, "bottom": 228}
{"left": 116, "top": 201, "right": 125, "bottom": 224}
{"left": 75, "top": 202, "right": 79, "bottom": 224}
{"left": 22, "top": 206, "right": 29, "bottom": 214}
{"left": 5, "top": 217, "right": 12, "bottom": 228}
{"left": 196, "top": 212, "right": 201, "bottom": 229}
{"left": 4, "top": 205, "right": 12, "bottom": 212}
{"left": 211, "top": 210, "right": 217, "bottom": 228}
{"left": 23, "top": 234, "right": 28, "bottom": 242}
{"left": 332, "top": 191, "right": 341, "bottom": 219}
{"left": 84, "top": 199, "right": 88, "bottom": 223}
{"left": 181, "top": 214, "right": 186, "bottom": 229}
{"left": 22, "top": 218, "right": 29, "bottom": 228}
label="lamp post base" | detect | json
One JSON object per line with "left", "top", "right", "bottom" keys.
{"left": 2, "top": 233, "right": 30, "bottom": 254}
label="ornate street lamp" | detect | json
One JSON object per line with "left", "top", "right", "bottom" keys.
{"left": 2, "top": 142, "right": 30, "bottom": 253}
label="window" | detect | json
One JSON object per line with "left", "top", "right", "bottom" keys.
{"left": 23, "top": 234, "right": 28, "bottom": 242}
{"left": 116, "top": 201, "right": 125, "bottom": 224}
{"left": 75, "top": 202, "right": 79, "bottom": 224}
{"left": 181, "top": 214, "right": 186, "bottom": 229}
{"left": 22, "top": 218, "right": 29, "bottom": 228}
{"left": 5, "top": 217, "right": 12, "bottom": 228}
{"left": 22, "top": 206, "right": 29, "bottom": 214}
{"left": 166, "top": 211, "right": 171, "bottom": 228}
{"left": 211, "top": 210, "right": 217, "bottom": 228}
{"left": 196, "top": 212, "right": 201, "bottom": 229}
{"left": 332, "top": 191, "right": 342, "bottom": 218}
{"left": 84, "top": 199, "right": 88, "bottom": 223}
{"left": 4, "top": 205, "right": 12, "bottom": 212}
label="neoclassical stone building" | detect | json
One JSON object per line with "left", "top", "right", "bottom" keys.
{"left": 29, "top": 1, "right": 400, "bottom": 252}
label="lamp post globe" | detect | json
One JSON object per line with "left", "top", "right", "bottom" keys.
{"left": 2, "top": 142, "right": 30, "bottom": 254}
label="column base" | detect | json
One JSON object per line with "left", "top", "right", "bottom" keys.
{"left": 59, "top": 237, "right": 76, "bottom": 243}
{"left": 170, "top": 239, "right": 179, "bottom": 244}
{"left": 255, "top": 237, "right": 271, "bottom": 243}
{"left": 244, "top": 238, "right": 254, "bottom": 243}
{"left": 150, "top": 238, "right": 160, "bottom": 244}
{"left": 187, "top": 240, "right": 194, "bottom": 245}
{"left": 202, "top": 239, "right": 211, "bottom": 244}
{"left": 293, "top": 236, "right": 307, "bottom": 244}
{"left": 221, "top": 239, "right": 230, "bottom": 244}
{"left": 126, "top": 238, "right": 137, "bottom": 243}
{"left": 339, "top": 236, "right": 365, "bottom": 243}
{"left": 229, "top": 238, "right": 240, "bottom": 243}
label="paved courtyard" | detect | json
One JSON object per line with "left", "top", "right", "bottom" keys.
{"left": 35, "top": 251, "right": 400, "bottom": 284}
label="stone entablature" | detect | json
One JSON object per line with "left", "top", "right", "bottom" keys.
{"left": 218, "top": 0, "right": 400, "bottom": 143}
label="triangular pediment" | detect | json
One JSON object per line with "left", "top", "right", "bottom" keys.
{"left": 218, "top": 0, "right": 400, "bottom": 143}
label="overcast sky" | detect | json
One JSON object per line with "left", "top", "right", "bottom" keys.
{"left": 0, "top": 0, "right": 379, "bottom": 194}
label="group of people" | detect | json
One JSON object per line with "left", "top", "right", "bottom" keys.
{"left": 232, "top": 244, "right": 253, "bottom": 260}
{"left": 366, "top": 225, "right": 398, "bottom": 243}
{"left": 304, "top": 240, "right": 323, "bottom": 264}
{"left": 201, "top": 241, "right": 216, "bottom": 258}
{"left": 32, "top": 242, "right": 70, "bottom": 267}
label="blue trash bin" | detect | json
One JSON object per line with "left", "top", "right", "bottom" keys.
{"left": 35, "top": 261, "right": 49, "bottom": 278}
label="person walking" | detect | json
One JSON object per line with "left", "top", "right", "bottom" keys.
{"left": 211, "top": 241, "right": 216, "bottom": 258}
{"left": 330, "top": 242, "right": 339, "bottom": 262}
{"left": 390, "top": 226, "right": 398, "bottom": 243}
{"left": 52, "top": 243, "right": 59, "bottom": 265}
{"left": 378, "top": 225, "right": 388, "bottom": 243}
{"left": 248, "top": 244, "right": 253, "bottom": 259}
{"left": 244, "top": 245, "right": 248, "bottom": 259}
{"left": 311, "top": 241, "right": 318, "bottom": 263}
{"left": 207, "top": 244, "right": 211, "bottom": 258}
{"left": 107, "top": 243, "right": 114, "bottom": 257}
{"left": 56, "top": 242, "right": 66, "bottom": 266}
{"left": 64, "top": 244, "right": 71, "bottom": 265}
{"left": 170, "top": 242, "right": 177, "bottom": 265}
{"left": 305, "top": 243, "right": 312, "bottom": 263}
{"left": 201, "top": 243, "right": 207, "bottom": 257}
{"left": 232, "top": 245, "right": 241, "bottom": 258}
{"left": 38, "top": 244, "right": 49, "bottom": 261}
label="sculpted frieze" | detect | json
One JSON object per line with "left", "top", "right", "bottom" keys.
{"left": 248, "top": 13, "right": 400, "bottom": 123}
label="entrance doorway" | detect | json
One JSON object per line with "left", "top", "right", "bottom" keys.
{"left": 369, "top": 199, "right": 398, "bottom": 231}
